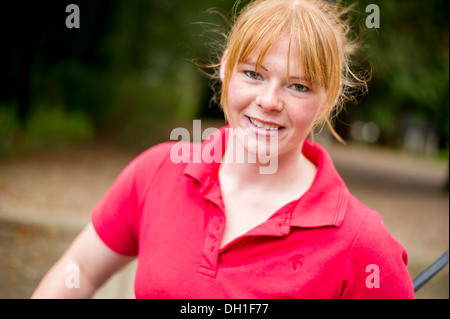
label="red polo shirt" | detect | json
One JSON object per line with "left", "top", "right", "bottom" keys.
{"left": 91, "top": 126, "right": 415, "bottom": 299}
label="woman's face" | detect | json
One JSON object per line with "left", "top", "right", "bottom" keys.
{"left": 221, "top": 34, "right": 328, "bottom": 161}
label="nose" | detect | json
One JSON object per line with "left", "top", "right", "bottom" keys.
{"left": 255, "top": 83, "right": 284, "bottom": 111}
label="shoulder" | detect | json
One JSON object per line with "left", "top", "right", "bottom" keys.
{"left": 90, "top": 142, "right": 186, "bottom": 253}
{"left": 128, "top": 142, "right": 182, "bottom": 178}
{"left": 338, "top": 195, "right": 414, "bottom": 298}
{"left": 344, "top": 195, "right": 397, "bottom": 250}
{"left": 132, "top": 142, "right": 176, "bottom": 168}
{"left": 341, "top": 194, "right": 405, "bottom": 261}
{"left": 110, "top": 142, "right": 185, "bottom": 199}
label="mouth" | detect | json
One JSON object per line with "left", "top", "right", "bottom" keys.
{"left": 248, "top": 116, "right": 284, "bottom": 131}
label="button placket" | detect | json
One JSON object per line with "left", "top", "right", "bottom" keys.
{"left": 197, "top": 172, "right": 228, "bottom": 277}
{"left": 198, "top": 208, "right": 225, "bottom": 277}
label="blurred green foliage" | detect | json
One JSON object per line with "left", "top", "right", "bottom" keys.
{"left": 24, "top": 106, "right": 94, "bottom": 149}
{"left": 0, "top": 0, "right": 233, "bottom": 154}
{"left": 343, "top": 0, "right": 449, "bottom": 151}
{"left": 0, "top": 0, "right": 448, "bottom": 156}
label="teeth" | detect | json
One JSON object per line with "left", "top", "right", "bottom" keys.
{"left": 250, "top": 117, "right": 281, "bottom": 130}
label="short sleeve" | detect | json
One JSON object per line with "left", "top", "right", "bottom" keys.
{"left": 338, "top": 211, "right": 415, "bottom": 299}
{"left": 91, "top": 143, "right": 173, "bottom": 256}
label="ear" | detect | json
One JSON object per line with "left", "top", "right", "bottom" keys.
{"left": 219, "top": 50, "right": 228, "bottom": 82}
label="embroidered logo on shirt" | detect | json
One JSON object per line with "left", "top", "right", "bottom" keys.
{"left": 290, "top": 254, "right": 304, "bottom": 271}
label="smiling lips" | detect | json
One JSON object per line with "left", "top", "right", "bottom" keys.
{"left": 249, "top": 116, "right": 283, "bottom": 130}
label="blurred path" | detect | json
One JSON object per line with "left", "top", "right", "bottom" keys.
{"left": 0, "top": 127, "right": 448, "bottom": 298}
{"left": 0, "top": 142, "right": 139, "bottom": 298}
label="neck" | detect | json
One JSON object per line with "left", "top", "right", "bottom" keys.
{"left": 219, "top": 135, "right": 316, "bottom": 192}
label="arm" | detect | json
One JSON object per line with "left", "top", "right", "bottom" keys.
{"left": 31, "top": 222, "right": 135, "bottom": 299}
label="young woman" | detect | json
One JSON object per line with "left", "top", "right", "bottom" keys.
{"left": 32, "top": 0, "right": 415, "bottom": 298}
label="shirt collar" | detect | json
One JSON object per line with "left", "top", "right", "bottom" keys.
{"left": 289, "top": 140, "right": 348, "bottom": 228}
{"left": 184, "top": 126, "right": 348, "bottom": 229}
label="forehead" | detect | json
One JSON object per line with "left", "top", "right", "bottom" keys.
{"left": 244, "top": 33, "right": 299, "bottom": 58}
{"left": 239, "top": 33, "right": 305, "bottom": 75}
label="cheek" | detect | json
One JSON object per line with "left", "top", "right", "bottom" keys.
{"left": 226, "top": 79, "right": 252, "bottom": 113}
{"left": 289, "top": 100, "right": 322, "bottom": 127}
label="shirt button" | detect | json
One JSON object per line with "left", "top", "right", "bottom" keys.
{"left": 218, "top": 254, "right": 226, "bottom": 263}
{"left": 234, "top": 238, "right": 247, "bottom": 248}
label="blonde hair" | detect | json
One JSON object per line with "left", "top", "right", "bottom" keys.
{"left": 204, "top": 0, "right": 369, "bottom": 142}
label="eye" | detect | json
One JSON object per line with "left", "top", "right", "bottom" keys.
{"left": 290, "top": 83, "right": 309, "bottom": 93}
{"left": 244, "top": 70, "right": 263, "bottom": 80}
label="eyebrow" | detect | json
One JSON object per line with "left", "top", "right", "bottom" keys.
{"left": 241, "top": 61, "right": 306, "bottom": 81}
{"left": 242, "top": 61, "right": 268, "bottom": 71}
